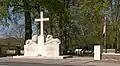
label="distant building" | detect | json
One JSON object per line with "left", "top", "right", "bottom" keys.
{"left": 0, "top": 37, "right": 24, "bottom": 56}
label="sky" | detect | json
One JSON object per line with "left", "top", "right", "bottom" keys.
{"left": 0, "top": 6, "right": 38, "bottom": 38}
{"left": 0, "top": 7, "right": 25, "bottom": 38}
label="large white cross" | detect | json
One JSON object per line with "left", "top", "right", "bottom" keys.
{"left": 35, "top": 12, "right": 49, "bottom": 35}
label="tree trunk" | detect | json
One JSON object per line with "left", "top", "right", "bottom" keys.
{"left": 115, "top": 0, "right": 120, "bottom": 50}
{"left": 59, "top": 14, "right": 63, "bottom": 55}
{"left": 37, "top": 9, "right": 40, "bottom": 35}
{"left": 25, "top": 11, "right": 32, "bottom": 41}
{"left": 23, "top": 0, "right": 32, "bottom": 41}
{"left": 49, "top": 12, "right": 53, "bottom": 35}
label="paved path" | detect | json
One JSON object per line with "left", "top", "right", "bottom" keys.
{"left": 0, "top": 57, "right": 120, "bottom": 66}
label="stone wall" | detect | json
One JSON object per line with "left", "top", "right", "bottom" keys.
{"left": 102, "top": 54, "right": 120, "bottom": 60}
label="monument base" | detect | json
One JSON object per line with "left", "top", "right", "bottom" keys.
{"left": 13, "top": 55, "right": 72, "bottom": 59}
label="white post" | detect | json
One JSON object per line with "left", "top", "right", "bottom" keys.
{"left": 94, "top": 45, "right": 102, "bottom": 60}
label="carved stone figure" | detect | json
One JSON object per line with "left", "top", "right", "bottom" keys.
{"left": 25, "top": 35, "right": 38, "bottom": 45}
{"left": 45, "top": 35, "right": 61, "bottom": 45}
{"left": 24, "top": 35, "right": 38, "bottom": 56}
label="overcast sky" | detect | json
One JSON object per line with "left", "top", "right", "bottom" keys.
{"left": 0, "top": 7, "right": 25, "bottom": 38}
{"left": 0, "top": 6, "right": 38, "bottom": 38}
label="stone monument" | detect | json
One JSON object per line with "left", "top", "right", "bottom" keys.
{"left": 13, "top": 12, "right": 66, "bottom": 59}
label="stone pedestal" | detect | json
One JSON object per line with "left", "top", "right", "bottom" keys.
{"left": 38, "top": 35, "right": 44, "bottom": 45}
{"left": 46, "top": 43, "right": 59, "bottom": 57}
{"left": 94, "top": 45, "right": 101, "bottom": 60}
{"left": 37, "top": 35, "right": 46, "bottom": 56}
{"left": 24, "top": 44, "right": 38, "bottom": 56}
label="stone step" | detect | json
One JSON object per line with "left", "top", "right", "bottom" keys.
{"left": 13, "top": 55, "right": 72, "bottom": 59}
